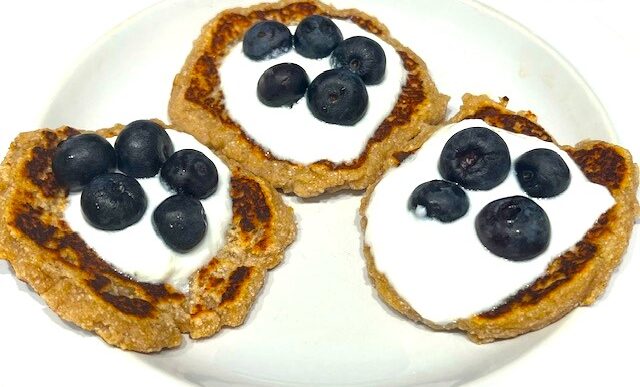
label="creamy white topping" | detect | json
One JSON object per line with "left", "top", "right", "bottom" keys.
{"left": 364, "top": 119, "right": 615, "bottom": 324}
{"left": 65, "top": 130, "right": 233, "bottom": 293}
{"left": 219, "top": 19, "right": 407, "bottom": 165}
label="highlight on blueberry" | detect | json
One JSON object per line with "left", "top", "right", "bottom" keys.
{"left": 294, "top": 15, "right": 343, "bottom": 59}
{"left": 331, "top": 36, "right": 386, "bottom": 85}
{"left": 160, "top": 149, "right": 219, "bottom": 199}
{"left": 52, "top": 133, "right": 116, "bottom": 191}
{"left": 257, "top": 63, "right": 310, "bottom": 107}
{"left": 438, "top": 127, "right": 511, "bottom": 190}
{"left": 242, "top": 20, "right": 293, "bottom": 60}
{"left": 114, "top": 120, "right": 174, "bottom": 178}
{"left": 153, "top": 194, "right": 208, "bottom": 253}
{"left": 408, "top": 180, "right": 469, "bottom": 223}
{"left": 515, "top": 148, "right": 571, "bottom": 198}
{"left": 306, "top": 68, "right": 368, "bottom": 125}
{"left": 475, "top": 195, "right": 550, "bottom": 261}
{"left": 81, "top": 173, "right": 147, "bottom": 231}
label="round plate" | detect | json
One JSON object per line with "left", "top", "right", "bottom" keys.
{"left": 3, "top": 0, "right": 624, "bottom": 386}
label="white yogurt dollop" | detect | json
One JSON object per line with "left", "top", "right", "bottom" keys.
{"left": 65, "top": 130, "right": 233, "bottom": 293}
{"left": 365, "top": 119, "right": 615, "bottom": 324}
{"left": 219, "top": 19, "right": 407, "bottom": 165}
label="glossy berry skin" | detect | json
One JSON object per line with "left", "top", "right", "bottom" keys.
{"left": 81, "top": 173, "right": 147, "bottom": 231}
{"left": 160, "top": 149, "right": 219, "bottom": 199}
{"left": 475, "top": 196, "right": 550, "bottom": 261}
{"left": 515, "top": 148, "right": 571, "bottom": 198}
{"left": 306, "top": 69, "right": 368, "bottom": 125}
{"left": 114, "top": 120, "right": 174, "bottom": 178}
{"left": 438, "top": 127, "right": 511, "bottom": 190}
{"left": 331, "top": 36, "right": 386, "bottom": 85}
{"left": 257, "top": 63, "right": 310, "bottom": 107}
{"left": 52, "top": 133, "right": 116, "bottom": 191}
{"left": 153, "top": 194, "right": 208, "bottom": 253}
{"left": 294, "top": 15, "right": 343, "bottom": 59}
{"left": 242, "top": 20, "right": 293, "bottom": 60}
{"left": 408, "top": 180, "right": 469, "bottom": 223}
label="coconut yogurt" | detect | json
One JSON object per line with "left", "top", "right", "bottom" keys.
{"left": 364, "top": 119, "right": 615, "bottom": 324}
{"left": 219, "top": 19, "right": 407, "bottom": 165}
{"left": 65, "top": 130, "right": 233, "bottom": 293}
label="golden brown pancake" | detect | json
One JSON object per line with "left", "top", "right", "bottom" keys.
{"left": 0, "top": 122, "right": 296, "bottom": 352}
{"left": 361, "top": 94, "right": 639, "bottom": 343}
{"left": 169, "top": 0, "right": 449, "bottom": 197}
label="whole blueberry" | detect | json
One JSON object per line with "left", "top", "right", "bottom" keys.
{"left": 257, "top": 63, "right": 310, "bottom": 107}
{"left": 438, "top": 127, "right": 511, "bottom": 190}
{"left": 306, "top": 69, "right": 368, "bottom": 125}
{"left": 242, "top": 20, "right": 293, "bottom": 60}
{"left": 408, "top": 180, "right": 469, "bottom": 222}
{"left": 294, "top": 15, "right": 343, "bottom": 59}
{"left": 153, "top": 194, "right": 208, "bottom": 253}
{"left": 515, "top": 148, "right": 571, "bottom": 198}
{"left": 475, "top": 196, "right": 550, "bottom": 261}
{"left": 52, "top": 133, "right": 116, "bottom": 191}
{"left": 331, "top": 36, "right": 386, "bottom": 85}
{"left": 114, "top": 120, "right": 174, "bottom": 178}
{"left": 160, "top": 149, "right": 219, "bottom": 199}
{"left": 81, "top": 173, "right": 147, "bottom": 231}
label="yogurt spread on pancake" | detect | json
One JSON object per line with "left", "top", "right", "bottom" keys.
{"left": 364, "top": 119, "right": 615, "bottom": 324}
{"left": 65, "top": 130, "right": 233, "bottom": 293}
{"left": 219, "top": 19, "right": 407, "bottom": 165}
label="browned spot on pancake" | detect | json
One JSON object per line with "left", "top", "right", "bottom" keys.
{"left": 184, "top": 2, "right": 428, "bottom": 172}
{"left": 42, "top": 130, "right": 59, "bottom": 146}
{"left": 248, "top": 1, "right": 318, "bottom": 21}
{"left": 468, "top": 107, "right": 553, "bottom": 142}
{"left": 479, "top": 210, "right": 613, "bottom": 319}
{"left": 209, "top": 276, "right": 225, "bottom": 288}
{"left": 221, "top": 266, "right": 251, "bottom": 304}
{"left": 25, "top": 146, "right": 61, "bottom": 198}
{"left": 231, "top": 176, "right": 271, "bottom": 232}
{"left": 63, "top": 127, "right": 81, "bottom": 137}
{"left": 100, "top": 293, "right": 154, "bottom": 317}
{"left": 12, "top": 205, "right": 56, "bottom": 246}
{"left": 349, "top": 15, "right": 385, "bottom": 35}
{"left": 87, "top": 274, "right": 111, "bottom": 291}
{"left": 393, "top": 151, "right": 413, "bottom": 163}
{"left": 568, "top": 144, "right": 626, "bottom": 189}
{"left": 87, "top": 274, "right": 154, "bottom": 318}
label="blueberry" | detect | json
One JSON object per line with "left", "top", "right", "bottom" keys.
{"left": 257, "top": 63, "right": 310, "bottom": 107}
{"left": 81, "top": 173, "right": 147, "bottom": 231}
{"left": 242, "top": 21, "right": 292, "bottom": 60}
{"left": 114, "top": 120, "right": 174, "bottom": 178}
{"left": 52, "top": 133, "right": 116, "bottom": 191}
{"left": 307, "top": 69, "right": 368, "bottom": 125}
{"left": 408, "top": 180, "right": 469, "bottom": 222}
{"left": 475, "top": 196, "right": 550, "bottom": 261}
{"left": 294, "top": 15, "right": 343, "bottom": 59}
{"left": 438, "top": 127, "right": 511, "bottom": 190}
{"left": 331, "top": 36, "right": 386, "bottom": 85}
{"left": 153, "top": 194, "right": 208, "bottom": 253}
{"left": 160, "top": 149, "right": 219, "bottom": 199}
{"left": 515, "top": 148, "right": 571, "bottom": 198}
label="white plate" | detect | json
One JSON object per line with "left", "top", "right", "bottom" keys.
{"left": 0, "top": 0, "right": 637, "bottom": 386}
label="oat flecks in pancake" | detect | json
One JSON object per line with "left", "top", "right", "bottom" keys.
{"left": 361, "top": 94, "right": 639, "bottom": 343}
{"left": 0, "top": 123, "right": 296, "bottom": 352}
{"left": 169, "top": 0, "right": 449, "bottom": 197}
